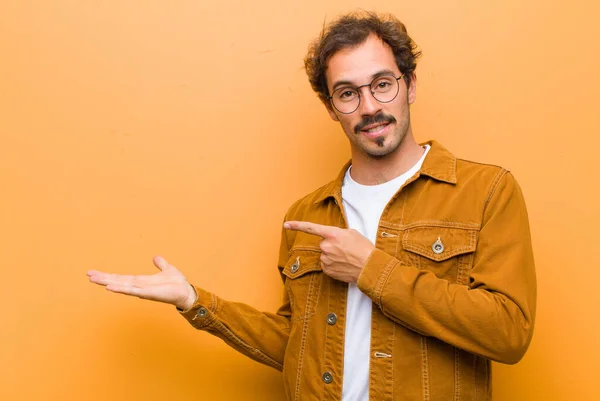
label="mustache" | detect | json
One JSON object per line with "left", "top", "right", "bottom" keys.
{"left": 354, "top": 114, "right": 396, "bottom": 134}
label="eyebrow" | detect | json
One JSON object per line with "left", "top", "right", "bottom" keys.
{"left": 331, "top": 69, "right": 398, "bottom": 91}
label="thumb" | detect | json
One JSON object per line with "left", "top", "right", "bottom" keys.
{"left": 153, "top": 255, "right": 173, "bottom": 271}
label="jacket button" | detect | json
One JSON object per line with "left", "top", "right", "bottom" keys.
{"left": 432, "top": 237, "right": 445, "bottom": 254}
{"left": 322, "top": 371, "right": 333, "bottom": 383}
{"left": 326, "top": 313, "right": 337, "bottom": 325}
{"left": 197, "top": 307, "right": 208, "bottom": 318}
{"left": 290, "top": 257, "right": 300, "bottom": 273}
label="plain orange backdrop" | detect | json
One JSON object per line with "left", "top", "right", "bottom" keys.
{"left": 1, "top": 1, "right": 598, "bottom": 400}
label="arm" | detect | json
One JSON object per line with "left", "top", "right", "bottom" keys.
{"left": 88, "top": 225, "right": 293, "bottom": 371}
{"left": 178, "top": 282, "right": 291, "bottom": 371}
{"left": 357, "top": 171, "right": 537, "bottom": 364}
{"left": 178, "top": 222, "right": 293, "bottom": 370}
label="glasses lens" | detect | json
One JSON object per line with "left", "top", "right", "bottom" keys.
{"left": 332, "top": 87, "right": 360, "bottom": 114}
{"left": 371, "top": 76, "right": 399, "bottom": 103}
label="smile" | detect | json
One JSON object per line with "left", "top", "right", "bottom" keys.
{"left": 361, "top": 122, "right": 390, "bottom": 138}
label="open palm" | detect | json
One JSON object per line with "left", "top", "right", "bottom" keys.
{"left": 87, "top": 256, "right": 196, "bottom": 310}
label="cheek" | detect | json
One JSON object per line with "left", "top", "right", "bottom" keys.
{"left": 337, "top": 116, "right": 354, "bottom": 131}
{"left": 343, "top": 119, "right": 360, "bottom": 136}
{"left": 389, "top": 99, "right": 409, "bottom": 119}
{"left": 327, "top": 106, "right": 340, "bottom": 122}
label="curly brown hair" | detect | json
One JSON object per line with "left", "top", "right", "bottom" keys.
{"left": 304, "top": 11, "right": 422, "bottom": 106}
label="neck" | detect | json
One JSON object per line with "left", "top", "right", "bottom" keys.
{"left": 349, "top": 133, "right": 424, "bottom": 185}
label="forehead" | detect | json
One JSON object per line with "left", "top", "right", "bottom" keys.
{"left": 325, "top": 34, "right": 399, "bottom": 88}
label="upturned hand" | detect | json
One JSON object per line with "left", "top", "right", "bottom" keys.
{"left": 87, "top": 256, "right": 197, "bottom": 310}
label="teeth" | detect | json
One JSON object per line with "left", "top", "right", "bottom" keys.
{"left": 366, "top": 125, "right": 385, "bottom": 133}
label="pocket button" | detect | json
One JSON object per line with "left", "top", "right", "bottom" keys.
{"left": 432, "top": 237, "right": 445, "bottom": 254}
{"left": 290, "top": 256, "right": 300, "bottom": 273}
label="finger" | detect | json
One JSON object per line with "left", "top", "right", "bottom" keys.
{"left": 284, "top": 221, "right": 339, "bottom": 239}
{"left": 320, "top": 254, "right": 331, "bottom": 265}
{"left": 153, "top": 256, "right": 173, "bottom": 271}
{"left": 105, "top": 283, "right": 145, "bottom": 298}
{"left": 320, "top": 239, "right": 333, "bottom": 253}
{"left": 106, "top": 283, "right": 171, "bottom": 303}
{"left": 88, "top": 272, "right": 139, "bottom": 287}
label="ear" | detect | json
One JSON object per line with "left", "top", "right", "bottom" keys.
{"left": 324, "top": 100, "right": 340, "bottom": 122}
{"left": 407, "top": 73, "right": 417, "bottom": 105}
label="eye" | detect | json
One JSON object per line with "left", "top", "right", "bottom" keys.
{"left": 338, "top": 89, "right": 358, "bottom": 101}
{"left": 372, "top": 77, "right": 395, "bottom": 92}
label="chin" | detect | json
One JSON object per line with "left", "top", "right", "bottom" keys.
{"left": 363, "top": 145, "right": 396, "bottom": 159}
{"left": 364, "top": 138, "right": 401, "bottom": 158}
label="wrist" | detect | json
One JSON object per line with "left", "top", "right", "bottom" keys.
{"left": 177, "top": 284, "right": 197, "bottom": 311}
{"left": 361, "top": 245, "right": 376, "bottom": 266}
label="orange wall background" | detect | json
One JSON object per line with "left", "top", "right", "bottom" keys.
{"left": 1, "top": 1, "right": 598, "bottom": 400}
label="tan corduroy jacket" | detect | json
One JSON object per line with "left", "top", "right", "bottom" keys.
{"left": 180, "top": 140, "right": 537, "bottom": 401}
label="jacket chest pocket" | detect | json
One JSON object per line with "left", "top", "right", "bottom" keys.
{"left": 402, "top": 226, "right": 477, "bottom": 285}
{"left": 281, "top": 250, "right": 323, "bottom": 321}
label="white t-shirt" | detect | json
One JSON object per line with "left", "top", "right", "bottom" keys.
{"left": 341, "top": 145, "right": 430, "bottom": 401}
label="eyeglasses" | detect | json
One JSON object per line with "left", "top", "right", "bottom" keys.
{"left": 328, "top": 74, "right": 404, "bottom": 114}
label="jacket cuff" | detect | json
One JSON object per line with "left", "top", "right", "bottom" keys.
{"left": 178, "top": 285, "right": 217, "bottom": 329}
{"left": 357, "top": 248, "right": 399, "bottom": 308}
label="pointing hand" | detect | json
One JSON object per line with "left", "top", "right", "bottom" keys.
{"left": 284, "top": 221, "right": 375, "bottom": 283}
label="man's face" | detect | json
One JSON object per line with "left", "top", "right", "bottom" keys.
{"left": 325, "top": 34, "right": 416, "bottom": 159}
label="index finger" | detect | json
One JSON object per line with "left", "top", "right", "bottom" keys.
{"left": 283, "top": 221, "right": 340, "bottom": 239}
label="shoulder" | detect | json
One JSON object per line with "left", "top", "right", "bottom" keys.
{"left": 282, "top": 161, "right": 350, "bottom": 221}
{"left": 284, "top": 180, "right": 336, "bottom": 221}
{"left": 456, "top": 156, "right": 508, "bottom": 179}
{"left": 455, "top": 156, "right": 517, "bottom": 192}
{"left": 454, "top": 156, "right": 523, "bottom": 209}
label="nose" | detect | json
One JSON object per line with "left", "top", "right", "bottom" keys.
{"left": 358, "top": 86, "right": 382, "bottom": 116}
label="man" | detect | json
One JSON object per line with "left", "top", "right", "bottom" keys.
{"left": 88, "top": 11, "right": 536, "bottom": 401}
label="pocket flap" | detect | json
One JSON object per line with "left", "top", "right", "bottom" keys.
{"left": 281, "top": 250, "right": 322, "bottom": 279}
{"left": 403, "top": 226, "right": 476, "bottom": 262}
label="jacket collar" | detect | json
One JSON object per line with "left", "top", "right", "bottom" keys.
{"left": 313, "top": 140, "right": 457, "bottom": 204}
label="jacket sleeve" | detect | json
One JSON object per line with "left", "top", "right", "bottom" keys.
{"left": 356, "top": 171, "right": 537, "bottom": 364}
{"left": 178, "top": 224, "right": 292, "bottom": 371}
